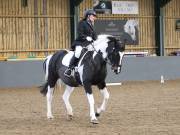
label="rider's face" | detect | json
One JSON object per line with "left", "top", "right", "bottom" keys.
{"left": 89, "top": 15, "right": 97, "bottom": 22}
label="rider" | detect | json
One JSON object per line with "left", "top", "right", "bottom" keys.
{"left": 65, "top": 9, "right": 97, "bottom": 77}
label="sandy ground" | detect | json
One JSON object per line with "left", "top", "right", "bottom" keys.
{"left": 0, "top": 80, "right": 180, "bottom": 135}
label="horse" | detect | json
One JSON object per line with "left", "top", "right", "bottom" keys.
{"left": 124, "top": 20, "right": 138, "bottom": 42}
{"left": 40, "top": 34, "right": 125, "bottom": 124}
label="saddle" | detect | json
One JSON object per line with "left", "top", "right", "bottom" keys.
{"left": 61, "top": 48, "right": 89, "bottom": 85}
{"left": 62, "top": 48, "right": 88, "bottom": 68}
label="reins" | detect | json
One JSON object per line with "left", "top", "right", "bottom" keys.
{"left": 89, "top": 41, "right": 114, "bottom": 66}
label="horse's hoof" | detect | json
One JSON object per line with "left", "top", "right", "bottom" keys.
{"left": 47, "top": 115, "right": 54, "bottom": 119}
{"left": 90, "top": 119, "right": 99, "bottom": 124}
{"left": 67, "top": 114, "right": 73, "bottom": 121}
{"left": 95, "top": 112, "right": 100, "bottom": 117}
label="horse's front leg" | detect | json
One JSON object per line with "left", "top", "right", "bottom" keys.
{"left": 46, "top": 85, "right": 54, "bottom": 119}
{"left": 96, "top": 83, "right": 110, "bottom": 117}
{"left": 62, "top": 85, "right": 74, "bottom": 120}
{"left": 84, "top": 81, "right": 99, "bottom": 124}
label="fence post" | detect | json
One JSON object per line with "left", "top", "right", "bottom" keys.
{"left": 159, "top": 7, "right": 165, "bottom": 56}
{"left": 155, "top": 0, "right": 165, "bottom": 56}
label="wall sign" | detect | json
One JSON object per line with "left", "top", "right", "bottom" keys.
{"left": 93, "top": 0, "right": 112, "bottom": 14}
{"left": 112, "top": 1, "right": 139, "bottom": 14}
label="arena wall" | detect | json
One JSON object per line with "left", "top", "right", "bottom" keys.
{"left": 0, "top": 0, "right": 180, "bottom": 88}
{"left": 0, "top": 57, "right": 180, "bottom": 88}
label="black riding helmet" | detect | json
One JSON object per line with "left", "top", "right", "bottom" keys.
{"left": 84, "top": 9, "right": 97, "bottom": 19}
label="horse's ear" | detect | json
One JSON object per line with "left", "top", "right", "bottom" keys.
{"left": 107, "top": 36, "right": 116, "bottom": 42}
{"left": 108, "top": 36, "right": 118, "bottom": 46}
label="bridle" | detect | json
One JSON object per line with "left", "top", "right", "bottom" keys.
{"left": 89, "top": 42, "right": 123, "bottom": 69}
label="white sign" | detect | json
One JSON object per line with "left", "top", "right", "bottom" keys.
{"left": 112, "top": 1, "right": 139, "bottom": 14}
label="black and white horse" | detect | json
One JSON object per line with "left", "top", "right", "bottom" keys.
{"left": 40, "top": 34, "right": 125, "bottom": 124}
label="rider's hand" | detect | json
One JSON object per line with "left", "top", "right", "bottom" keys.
{"left": 86, "top": 36, "right": 93, "bottom": 42}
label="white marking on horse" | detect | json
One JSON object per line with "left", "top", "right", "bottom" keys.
{"left": 45, "top": 55, "right": 53, "bottom": 81}
{"left": 93, "top": 51, "right": 97, "bottom": 59}
{"left": 62, "top": 85, "right": 74, "bottom": 116}
{"left": 46, "top": 86, "right": 54, "bottom": 119}
{"left": 77, "top": 65, "right": 84, "bottom": 85}
{"left": 87, "top": 93, "right": 97, "bottom": 121}
{"left": 97, "top": 87, "right": 110, "bottom": 114}
{"left": 62, "top": 51, "right": 74, "bottom": 67}
{"left": 93, "top": 35, "right": 111, "bottom": 58}
{"left": 118, "top": 52, "right": 125, "bottom": 73}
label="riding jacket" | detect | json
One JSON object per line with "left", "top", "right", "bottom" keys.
{"left": 71, "top": 19, "right": 97, "bottom": 50}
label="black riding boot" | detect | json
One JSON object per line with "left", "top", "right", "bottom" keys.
{"left": 64, "top": 56, "right": 79, "bottom": 77}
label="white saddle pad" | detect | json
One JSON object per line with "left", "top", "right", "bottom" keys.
{"left": 62, "top": 51, "right": 74, "bottom": 67}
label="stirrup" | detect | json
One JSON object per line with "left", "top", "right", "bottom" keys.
{"left": 64, "top": 68, "right": 73, "bottom": 77}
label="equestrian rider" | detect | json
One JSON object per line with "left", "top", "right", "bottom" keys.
{"left": 65, "top": 9, "right": 97, "bottom": 77}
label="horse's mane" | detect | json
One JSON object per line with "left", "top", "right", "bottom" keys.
{"left": 91, "top": 34, "right": 116, "bottom": 58}
{"left": 97, "top": 34, "right": 113, "bottom": 39}
{"left": 94, "top": 34, "right": 114, "bottom": 46}
{"left": 97, "top": 34, "right": 114, "bottom": 40}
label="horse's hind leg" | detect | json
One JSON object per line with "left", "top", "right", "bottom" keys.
{"left": 47, "top": 85, "right": 54, "bottom": 119}
{"left": 96, "top": 83, "right": 110, "bottom": 117}
{"left": 62, "top": 85, "right": 74, "bottom": 120}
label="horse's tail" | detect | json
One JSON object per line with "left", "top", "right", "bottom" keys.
{"left": 40, "top": 55, "right": 53, "bottom": 96}
{"left": 40, "top": 82, "right": 48, "bottom": 96}
{"left": 44, "top": 55, "right": 53, "bottom": 81}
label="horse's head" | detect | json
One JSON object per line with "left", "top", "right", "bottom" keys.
{"left": 93, "top": 34, "right": 125, "bottom": 74}
{"left": 106, "top": 36, "right": 125, "bottom": 74}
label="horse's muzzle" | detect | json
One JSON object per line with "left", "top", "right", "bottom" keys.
{"left": 112, "top": 65, "right": 122, "bottom": 74}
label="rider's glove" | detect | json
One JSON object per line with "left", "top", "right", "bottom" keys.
{"left": 86, "top": 36, "right": 93, "bottom": 42}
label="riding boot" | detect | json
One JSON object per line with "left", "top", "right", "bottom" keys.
{"left": 69, "top": 56, "right": 79, "bottom": 69}
{"left": 64, "top": 56, "right": 79, "bottom": 77}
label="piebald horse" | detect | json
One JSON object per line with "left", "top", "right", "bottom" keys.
{"left": 40, "top": 34, "right": 125, "bottom": 124}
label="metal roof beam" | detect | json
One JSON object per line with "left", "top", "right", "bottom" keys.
{"left": 73, "top": 0, "right": 84, "bottom": 6}
{"left": 155, "top": 0, "right": 165, "bottom": 56}
{"left": 69, "top": 0, "right": 82, "bottom": 43}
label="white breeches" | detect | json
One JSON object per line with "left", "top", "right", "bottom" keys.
{"left": 74, "top": 46, "right": 83, "bottom": 58}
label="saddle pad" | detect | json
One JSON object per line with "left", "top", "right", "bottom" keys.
{"left": 62, "top": 51, "right": 74, "bottom": 67}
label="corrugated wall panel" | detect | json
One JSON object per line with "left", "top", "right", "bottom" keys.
{"left": 0, "top": 0, "right": 71, "bottom": 58}
{"left": 164, "top": 0, "right": 180, "bottom": 55}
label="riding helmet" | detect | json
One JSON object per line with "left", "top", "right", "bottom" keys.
{"left": 84, "top": 9, "right": 97, "bottom": 18}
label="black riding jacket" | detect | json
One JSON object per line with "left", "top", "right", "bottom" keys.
{"left": 71, "top": 19, "right": 97, "bottom": 49}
